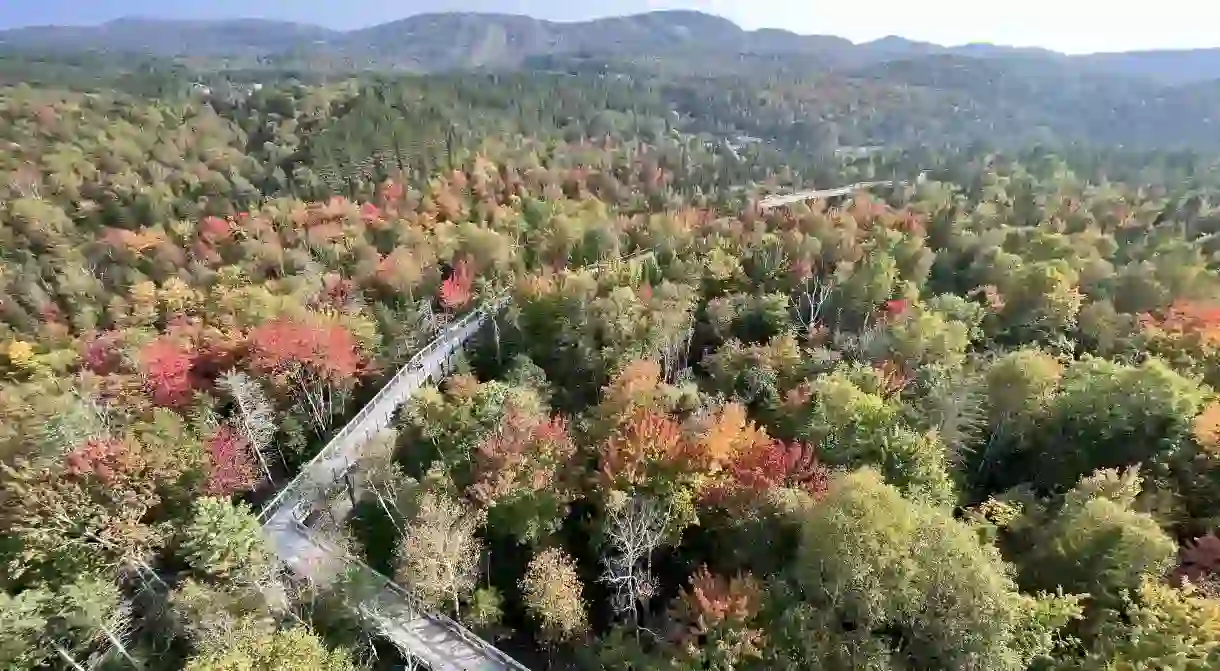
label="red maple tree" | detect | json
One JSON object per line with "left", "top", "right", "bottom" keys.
{"left": 468, "top": 411, "right": 575, "bottom": 506}
{"left": 882, "top": 298, "right": 910, "bottom": 318}
{"left": 198, "top": 215, "right": 232, "bottom": 243}
{"left": 674, "top": 566, "right": 762, "bottom": 634}
{"left": 707, "top": 440, "right": 829, "bottom": 505}
{"left": 246, "top": 318, "right": 363, "bottom": 383}
{"left": 203, "top": 426, "right": 260, "bottom": 496}
{"left": 139, "top": 336, "right": 199, "bottom": 408}
{"left": 599, "top": 408, "right": 689, "bottom": 489}
{"left": 1175, "top": 532, "right": 1220, "bottom": 588}
{"left": 360, "top": 202, "right": 382, "bottom": 222}
{"left": 1141, "top": 301, "right": 1220, "bottom": 346}
{"left": 81, "top": 331, "right": 122, "bottom": 375}
{"left": 65, "top": 439, "right": 148, "bottom": 485}
{"left": 311, "top": 274, "right": 358, "bottom": 311}
{"left": 439, "top": 259, "right": 474, "bottom": 311}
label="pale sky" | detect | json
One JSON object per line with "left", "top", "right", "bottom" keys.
{"left": 1, "top": 0, "right": 1216, "bottom": 55}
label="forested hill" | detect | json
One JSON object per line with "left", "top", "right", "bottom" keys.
{"left": 4, "top": 10, "right": 1220, "bottom": 83}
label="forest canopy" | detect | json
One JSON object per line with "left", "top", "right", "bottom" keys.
{"left": 3, "top": 23, "right": 1220, "bottom": 670}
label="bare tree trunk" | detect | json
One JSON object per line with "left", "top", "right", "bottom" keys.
{"left": 600, "top": 496, "right": 670, "bottom": 636}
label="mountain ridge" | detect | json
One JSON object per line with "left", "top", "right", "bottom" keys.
{"left": 1, "top": 10, "right": 1218, "bottom": 83}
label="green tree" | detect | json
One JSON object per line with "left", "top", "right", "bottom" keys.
{"left": 788, "top": 469, "right": 1080, "bottom": 670}
{"left": 1016, "top": 468, "right": 1176, "bottom": 612}
{"left": 799, "top": 369, "right": 956, "bottom": 506}
{"left": 184, "top": 619, "right": 356, "bottom": 671}
{"left": 179, "top": 497, "right": 276, "bottom": 587}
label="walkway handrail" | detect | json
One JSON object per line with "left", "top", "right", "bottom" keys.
{"left": 758, "top": 179, "right": 907, "bottom": 209}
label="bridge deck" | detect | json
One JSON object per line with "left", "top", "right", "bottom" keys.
{"left": 758, "top": 180, "right": 902, "bottom": 209}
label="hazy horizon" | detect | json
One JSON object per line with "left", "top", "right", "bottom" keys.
{"left": 1, "top": 0, "right": 1217, "bottom": 55}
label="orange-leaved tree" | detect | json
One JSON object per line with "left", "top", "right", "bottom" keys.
{"left": 439, "top": 258, "right": 474, "bottom": 311}
{"left": 670, "top": 566, "right": 766, "bottom": 668}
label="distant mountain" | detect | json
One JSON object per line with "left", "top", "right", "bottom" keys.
{"left": 0, "top": 17, "right": 338, "bottom": 58}
{"left": 1078, "top": 49, "right": 1220, "bottom": 85}
{"left": 328, "top": 10, "right": 855, "bottom": 71}
{"left": 2, "top": 10, "right": 1220, "bottom": 84}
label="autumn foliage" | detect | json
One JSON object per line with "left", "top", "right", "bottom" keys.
{"left": 599, "top": 407, "right": 691, "bottom": 489}
{"left": 440, "top": 258, "right": 474, "bottom": 311}
{"left": 691, "top": 402, "right": 767, "bottom": 471}
{"left": 727, "top": 440, "right": 829, "bottom": 496}
{"left": 1175, "top": 533, "right": 1220, "bottom": 592}
{"left": 706, "top": 439, "right": 830, "bottom": 506}
{"left": 468, "top": 410, "right": 575, "bottom": 506}
{"left": 1140, "top": 301, "right": 1220, "bottom": 385}
{"left": 81, "top": 331, "right": 122, "bottom": 375}
{"left": 1193, "top": 402, "right": 1220, "bottom": 455}
{"left": 203, "top": 426, "right": 260, "bottom": 496}
{"left": 246, "top": 318, "right": 364, "bottom": 383}
{"left": 1141, "top": 301, "right": 1220, "bottom": 346}
{"left": 65, "top": 438, "right": 152, "bottom": 486}
{"left": 140, "top": 336, "right": 199, "bottom": 408}
{"left": 874, "top": 358, "right": 911, "bottom": 398}
{"left": 671, "top": 566, "right": 765, "bottom": 663}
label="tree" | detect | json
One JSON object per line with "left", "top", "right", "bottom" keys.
{"left": 1019, "top": 357, "right": 1206, "bottom": 492}
{"left": 882, "top": 299, "right": 973, "bottom": 369}
{"left": 798, "top": 368, "right": 957, "bottom": 506}
{"left": 467, "top": 410, "right": 576, "bottom": 545}
{"left": 1140, "top": 300, "right": 1220, "bottom": 387}
{"left": 139, "top": 335, "right": 199, "bottom": 408}
{"left": 1061, "top": 579, "right": 1220, "bottom": 670}
{"left": 246, "top": 316, "right": 364, "bottom": 434}
{"left": 1176, "top": 533, "right": 1220, "bottom": 596}
{"left": 184, "top": 619, "right": 356, "bottom": 671}
{"left": 986, "top": 349, "right": 1063, "bottom": 439}
{"left": 179, "top": 497, "right": 276, "bottom": 588}
{"left": 995, "top": 259, "right": 1084, "bottom": 345}
{"left": 395, "top": 490, "right": 483, "bottom": 616}
{"left": 202, "top": 425, "right": 260, "bottom": 497}
{"left": 600, "top": 494, "right": 671, "bottom": 636}
{"left": 521, "top": 547, "right": 589, "bottom": 644}
{"left": 217, "top": 370, "right": 280, "bottom": 483}
{"left": 0, "top": 574, "right": 136, "bottom": 671}
{"left": 669, "top": 566, "right": 765, "bottom": 670}
{"left": 707, "top": 439, "right": 830, "bottom": 508}
{"left": 439, "top": 258, "right": 474, "bottom": 311}
{"left": 1017, "top": 468, "right": 1177, "bottom": 612}
{"left": 2, "top": 438, "right": 165, "bottom": 580}
{"left": 791, "top": 469, "right": 1080, "bottom": 670}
